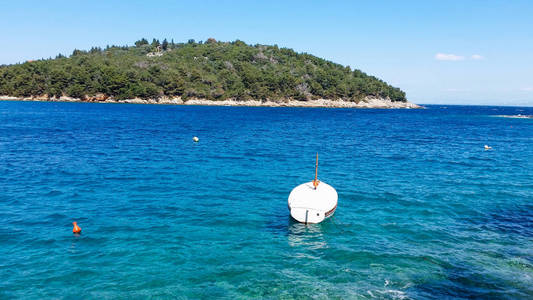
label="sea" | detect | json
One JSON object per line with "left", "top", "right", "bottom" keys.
{"left": 0, "top": 101, "right": 532, "bottom": 299}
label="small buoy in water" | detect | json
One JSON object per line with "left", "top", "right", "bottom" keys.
{"left": 72, "top": 222, "right": 81, "bottom": 234}
{"left": 484, "top": 145, "right": 492, "bottom": 150}
{"left": 193, "top": 136, "right": 199, "bottom": 142}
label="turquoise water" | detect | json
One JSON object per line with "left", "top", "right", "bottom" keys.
{"left": 0, "top": 101, "right": 532, "bottom": 299}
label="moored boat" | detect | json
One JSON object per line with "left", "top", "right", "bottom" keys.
{"left": 288, "top": 154, "right": 338, "bottom": 224}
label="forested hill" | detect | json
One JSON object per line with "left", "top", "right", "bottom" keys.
{"left": 0, "top": 38, "right": 406, "bottom": 102}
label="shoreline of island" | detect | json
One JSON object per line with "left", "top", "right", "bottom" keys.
{"left": 0, "top": 95, "right": 422, "bottom": 109}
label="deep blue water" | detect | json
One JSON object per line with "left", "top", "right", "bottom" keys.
{"left": 0, "top": 101, "right": 532, "bottom": 299}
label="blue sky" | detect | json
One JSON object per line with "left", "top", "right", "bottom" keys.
{"left": 1, "top": 0, "right": 532, "bottom": 105}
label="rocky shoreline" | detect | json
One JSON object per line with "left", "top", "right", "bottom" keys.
{"left": 0, "top": 95, "right": 421, "bottom": 109}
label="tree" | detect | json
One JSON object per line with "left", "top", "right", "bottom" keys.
{"left": 151, "top": 38, "right": 160, "bottom": 48}
{"left": 162, "top": 39, "right": 168, "bottom": 51}
{"left": 71, "top": 49, "right": 85, "bottom": 56}
{"left": 135, "top": 38, "right": 149, "bottom": 47}
{"left": 89, "top": 47, "right": 101, "bottom": 54}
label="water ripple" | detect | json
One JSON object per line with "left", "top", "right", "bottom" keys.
{"left": 0, "top": 102, "right": 532, "bottom": 298}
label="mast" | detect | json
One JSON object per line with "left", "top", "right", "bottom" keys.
{"left": 313, "top": 153, "right": 319, "bottom": 189}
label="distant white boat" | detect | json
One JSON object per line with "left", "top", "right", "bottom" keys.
{"left": 288, "top": 154, "right": 338, "bottom": 224}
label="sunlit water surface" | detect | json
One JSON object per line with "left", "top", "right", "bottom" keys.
{"left": 0, "top": 102, "right": 532, "bottom": 299}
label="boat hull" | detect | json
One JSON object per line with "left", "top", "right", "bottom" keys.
{"left": 288, "top": 181, "right": 338, "bottom": 224}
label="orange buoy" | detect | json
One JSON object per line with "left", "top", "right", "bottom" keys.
{"left": 72, "top": 222, "right": 81, "bottom": 234}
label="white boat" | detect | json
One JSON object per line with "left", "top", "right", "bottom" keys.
{"left": 288, "top": 154, "right": 338, "bottom": 224}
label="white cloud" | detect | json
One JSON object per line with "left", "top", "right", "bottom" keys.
{"left": 521, "top": 87, "right": 533, "bottom": 92}
{"left": 435, "top": 53, "right": 485, "bottom": 61}
{"left": 435, "top": 53, "right": 465, "bottom": 61}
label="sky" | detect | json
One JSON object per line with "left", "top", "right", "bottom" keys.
{"left": 1, "top": 0, "right": 532, "bottom": 105}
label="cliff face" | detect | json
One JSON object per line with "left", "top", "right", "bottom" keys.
{"left": 0, "top": 39, "right": 409, "bottom": 104}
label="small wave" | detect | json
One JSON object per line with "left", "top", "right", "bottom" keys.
{"left": 103, "top": 176, "right": 138, "bottom": 181}
{"left": 45, "top": 212, "right": 67, "bottom": 221}
{"left": 45, "top": 190, "right": 63, "bottom": 196}
{"left": 369, "top": 289, "right": 409, "bottom": 299}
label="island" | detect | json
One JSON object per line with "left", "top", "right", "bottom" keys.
{"left": 0, "top": 38, "right": 420, "bottom": 108}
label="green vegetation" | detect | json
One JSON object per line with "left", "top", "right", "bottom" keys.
{"left": 0, "top": 39, "right": 406, "bottom": 102}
